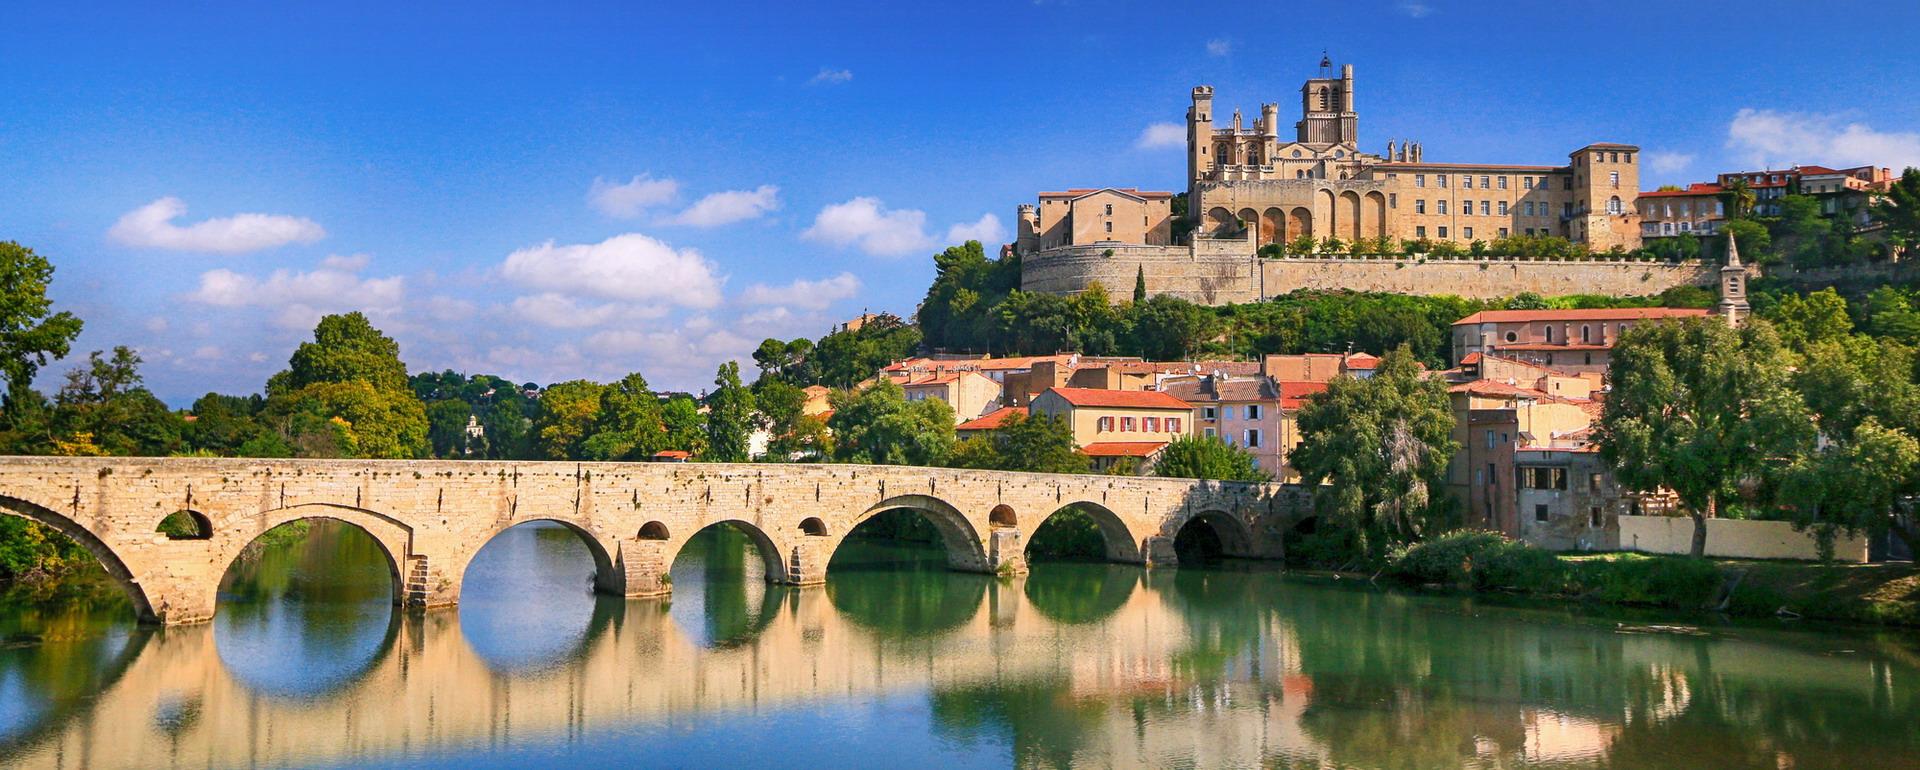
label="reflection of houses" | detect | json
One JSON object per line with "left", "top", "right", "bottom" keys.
{"left": 1029, "top": 387, "right": 1192, "bottom": 472}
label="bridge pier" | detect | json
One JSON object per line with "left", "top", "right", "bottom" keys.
{"left": 1141, "top": 535, "right": 1179, "bottom": 567}
{"left": 988, "top": 529, "right": 1027, "bottom": 576}
{"left": 615, "top": 540, "right": 674, "bottom": 598}
{"left": 783, "top": 541, "right": 829, "bottom": 586}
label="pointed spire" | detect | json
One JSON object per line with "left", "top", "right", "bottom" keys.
{"left": 1726, "top": 229, "right": 1742, "bottom": 267}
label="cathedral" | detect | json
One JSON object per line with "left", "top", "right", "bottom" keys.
{"left": 1017, "top": 58, "right": 1644, "bottom": 257}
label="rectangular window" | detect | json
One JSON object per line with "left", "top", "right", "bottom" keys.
{"left": 1487, "top": 463, "right": 1497, "bottom": 487}
{"left": 1247, "top": 404, "right": 1262, "bottom": 419}
{"left": 1521, "top": 467, "right": 1568, "bottom": 489}
{"left": 1498, "top": 176, "right": 1509, "bottom": 190}
{"left": 1498, "top": 201, "right": 1509, "bottom": 215}
{"left": 1389, "top": 193, "right": 1397, "bottom": 209}
{"left": 1437, "top": 201, "right": 1448, "bottom": 215}
{"left": 1144, "top": 417, "right": 1160, "bottom": 432}
{"left": 1104, "top": 221, "right": 1112, "bottom": 233}
{"left": 1104, "top": 203, "right": 1113, "bottom": 215}
{"left": 1525, "top": 202, "right": 1535, "bottom": 216}
{"left": 1609, "top": 171, "right": 1620, "bottom": 187}
{"left": 1246, "top": 429, "right": 1262, "bottom": 448}
{"left": 1167, "top": 417, "right": 1181, "bottom": 433}
{"left": 1121, "top": 416, "right": 1137, "bottom": 432}
{"left": 1222, "top": 405, "right": 1235, "bottom": 420}
{"left": 1590, "top": 507, "right": 1602, "bottom": 527}
{"left": 1562, "top": 202, "right": 1574, "bottom": 217}
{"left": 1415, "top": 174, "right": 1426, "bottom": 188}
{"left": 1098, "top": 417, "right": 1113, "bottom": 432}
{"left": 1438, "top": 226, "right": 1448, "bottom": 238}
{"left": 1480, "top": 175, "right": 1490, "bottom": 188}
{"left": 1524, "top": 177, "right": 1535, "bottom": 189}
{"left": 1438, "top": 175, "right": 1448, "bottom": 188}
{"left": 1204, "top": 427, "right": 1216, "bottom": 438}
{"left": 1416, "top": 226, "right": 1427, "bottom": 238}
{"left": 1462, "top": 175, "right": 1474, "bottom": 189}
{"left": 1202, "top": 406, "right": 1217, "bottom": 420}
{"left": 1416, "top": 200, "right": 1427, "bottom": 214}
{"left": 1589, "top": 473, "right": 1602, "bottom": 493}
{"left": 1535, "top": 504, "right": 1550, "bottom": 523}
{"left": 1480, "top": 201, "right": 1490, "bottom": 216}
{"left": 1464, "top": 227, "right": 1474, "bottom": 239}
{"left": 1499, "top": 228, "right": 1508, "bottom": 237}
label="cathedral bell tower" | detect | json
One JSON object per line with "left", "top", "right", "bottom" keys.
{"left": 1718, "top": 230, "right": 1751, "bottom": 327}
{"left": 1296, "top": 56, "right": 1358, "bottom": 147}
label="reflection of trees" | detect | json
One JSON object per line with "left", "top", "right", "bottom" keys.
{"left": 1025, "top": 506, "right": 1107, "bottom": 562}
{"left": 1021, "top": 564, "right": 1136, "bottom": 625}
{"left": 826, "top": 540, "right": 987, "bottom": 639}
{"left": 0, "top": 578, "right": 148, "bottom": 749}
{"left": 214, "top": 519, "right": 399, "bottom": 698}
{"left": 929, "top": 679, "right": 1111, "bottom": 770}
{"left": 673, "top": 524, "right": 786, "bottom": 649}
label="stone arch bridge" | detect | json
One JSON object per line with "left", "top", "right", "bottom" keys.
{"left": 0, "top": 457, "right": 1306, "bottom": 624}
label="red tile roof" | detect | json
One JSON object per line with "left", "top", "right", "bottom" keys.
{"left": 1459, "top": 352, "right": 1484, "bottom": 365}
{"left": 1638, "top": 183, "right": 1723, "bottom": 198}
{"left": 652, "top": 450, "right": 691, "bottom": 460}
{"left": 1081, "top": 441, "right": 1170, "bottom": 457}
{"left": 957, "top": 406, "right": 1025, "bottom": 432}
{"left": 1449, "top": 380, "right": 1554, "bottom": 400}
{"left": 1041, "top": 387, "right": 1191, "bottom": 410}
{"left": 1278, "top": 380, "right": 1329, "bottom": 409}
{"left": 1343, "top": 353, "right": 1380, "bottom": 369}
{"left": 1453, "top": 307, "right": 1709, "bottom": 325}
{"left": 1038, "top": 188, "right": 1175, "bottom": 200}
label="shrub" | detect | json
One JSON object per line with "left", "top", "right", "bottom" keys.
{"left": 1388, "top": 530, "right": 1508, "bottom": 586}
{"left": 1572, "top": 555, "right": 1721, "bottom": 609}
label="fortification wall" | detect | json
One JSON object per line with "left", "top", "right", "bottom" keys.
{"left": 1020, "top": 244, "right": 1262, "bottom": 305}
{"left": 1257, "top": 257, "right": 1718, "bottom": 300}
{"left": 1024, "top": 247, "right": 1719, "bottom": 304}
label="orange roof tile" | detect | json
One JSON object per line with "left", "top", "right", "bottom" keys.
{"left": 957, "top": 406, "right": 1025, "bottom": 432}
{"left": 1041, "top": 387, "right": 1191, "bottom": 410}
{"left": 1277, "top": 380, "right": 1329, "bottom": 409}
{"left": 1459, "top": 352, "right": 1484, "bottom": 365}
{"left": 1081, "top": 441, "right": 1170, "bottom": 457}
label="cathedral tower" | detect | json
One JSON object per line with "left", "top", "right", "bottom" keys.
{"left": 1296, "top": 57, "right": 1357, "bottom": 146}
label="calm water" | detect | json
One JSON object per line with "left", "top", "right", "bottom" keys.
{"left": 2, "top": 520, "right": 1918, "bottom": 770}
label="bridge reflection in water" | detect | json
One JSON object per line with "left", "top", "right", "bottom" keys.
{"left": 5, "top": 520, "right": 1920, "bottom": 770}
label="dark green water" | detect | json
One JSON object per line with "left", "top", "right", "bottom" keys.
{"left": 3, "top": 519, "right": 1919, "bottom": 770}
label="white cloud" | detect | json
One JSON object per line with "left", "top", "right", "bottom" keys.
{"left": 509, "top": 293, "right": 627, "bottom": 328}
{"left": 500, "top": 233, "right": 724, "bottom": 308}
{"left": 808, "top": 68, "right": 853, "bottom": 86}
{"left": 671, "top": 185, "right": 780, "bottom": 227}
{"left": 1135, "top": 122, "right": 1186, "bottom": 150}
{"left": 1726, "top": 108, "right": 1920, "bottom": 170}
{"left": 1397, "top": 1, "right": 1432, "bottom": 18}
{"left": 186, "top": 256, "right": 404, "bottom": 330}
{"left": 1205, "top": 39, "right": 1231, "bottom": 57}
{"left": 801, "top": 197, "right": 935, "bottom": 257}
{"left": 144, "top": 317, "right": 169, "bottom": 334}
{"left": 108, "top": 197, "right": 325, "bottom": 253}
{"left": 588, "top": 174, "right": 680, "bottom": 218}
{"left": 419, "top": 295, "right": 477, "bottom": 323}
{"left": 946, "top": 213, "right": 1006, "bottom": 245}
{"left": 1647, "top": 151, "right": 1696, "bottom": 174}
{"left": 740, "top": 272, "right": 861, "bottom": 311}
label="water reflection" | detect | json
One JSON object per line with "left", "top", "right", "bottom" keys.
{"left": 458, "top": 521, "right": 621, "bottom": 673}
{"left": 3, "top": 528, "right": 1920, "bottom": 770}
{"left": 214, "top": 519, "right": 398, "bottom": 698}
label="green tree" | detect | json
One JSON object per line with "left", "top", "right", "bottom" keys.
{"left": 580, "top": 372, "right": 667, "bottom": 461}
{"left": 1870, "top": 167, "right": 1920, "bottom": 260}
{"left": 532, "top": 380, "right": 605, "bottom": 459}
{"left": 1722, "top": 177, "right": 1756, "bottom": 219}
{"left": 755, "top": 379, "right": 828, "bottom": 461}
{"left": 1151, "top": 435, "right": 1267, "bottom": 482}
{"left": 947, "top": 411, "right": 1088, "bottom": 474}
{"left": 704, "top": 361, "right": 755, "bottom": 462}
{"left": 1757, "top": 287, "right": 1853, "bottom": 351}
{"left": 1290, "top": 347, "right": 1458, "bottom": 560}
{"left": 425, "top": 399, "right": 474, "bottom": 458}
{"left": 1126, "top": 295, "right": 1215, "bottom": 360}
{"left": 661, "top": 394, "right": 708, "bottom": 457}
{"left": 273, "top": 312, "right": 410, "bottom": 395}
{"left": 1596, "top": 318, "right": 1812, "bottom": 556}
{"left": 0, "top": 242, "right": 84, "bottom": 419}
{"left": 1133, "top": 266, "right": 1148, "bottom": 304}
{"left": 1778, "top": 335, "right": 1920, "bottom": 553}
{"left": 1719, "top": 219, "right": 1773, "bottom": 264}
{"left": 827, "top": 378, "right": 954, "bottom": 466}
{"left": 49, "top": 347, "right": 184, "bottom": 456}
{"left": 262, "top": 314, "right": 429, "bottom": 459}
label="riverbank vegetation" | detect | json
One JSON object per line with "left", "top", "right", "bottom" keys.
{"left": 1382, "top": 531, "right": 1920, "bottom": 626}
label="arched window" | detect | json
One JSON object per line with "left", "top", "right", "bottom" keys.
{"left": 1545, "top": 325, "right": 1554, "bottom": 343}
{"left": 800, "top": 517, "right": 828, "bottom": 537}
{"left": 989, "top": 505, "right": 1017, "bottom": 529}
{"left": 1580, "top": 325, "right": 1591, "bottom": 343}
{"left": 157, "top": 510, "right": 213, "bottom": 540}
{"left": 1607, "top": 196, "right": 1623, "bottom": 215}
{"left": 638, "top": 521, "right": 671, "bottom": 540}
{"left": 1317, "top": 86, "right": 1330, "bottom": 111}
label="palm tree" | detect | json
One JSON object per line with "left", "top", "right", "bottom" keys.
{"left": 1722, "top": 177, "right": 1756, "bottom": 220}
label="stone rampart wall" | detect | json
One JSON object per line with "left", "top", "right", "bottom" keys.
{"left": 1616, "top": 515, "right": 1868, "bottom": 562}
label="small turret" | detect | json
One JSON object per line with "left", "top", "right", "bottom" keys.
{"left": 1717, "top": 230, "right": 1751, "bottom": 327}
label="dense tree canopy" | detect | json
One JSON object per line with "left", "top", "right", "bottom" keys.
{"left": 948, "top": 411, "right": 1088, "bottom": 475}
{"left": 704, "top": 361, "right": 756, "bottom": 462}
{"left": 1151, "top": 435, "right": 1267, "bottom": 482}
{"left": 826, "top": 378, "right": 954, "bottom": 466}
{"left": 0, "top": 242, "right": 83, "bottom": 418}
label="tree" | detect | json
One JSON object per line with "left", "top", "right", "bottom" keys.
{"left": 947, "top": 411, "right": 1088, "bottom": 474}
{"left": 827, "top": 378, "right": 954, "bottom": 466}
{"left": 532, "top": 380, "right": 604, "bottom": 459}
{"left": 1133, "top": 266, "right": 1148, "bottom": 304}
{"left": 704, "top": 361, "right": 755, "bottom": 462}
{"left": 1596, "top": 318, "right": 1812, "bottom": 556}
{"left": 425, "top": 399, "right": 474, "bottom": 458}
{"left": 1722, "top": 177, "right": 1756, "bottom": 220}
{"left": 1290, "top": 347, "right": 1458, "bottom": 560}
{"left": 1779, "top": 335, "right": 1920, "bottom": 554}
{"left": 0, "top": 242, "right": 84, "bottom": 419}
{"left": 1718, "top": 219, "right": 1773, "bottom": 265}
{"left": 1870, "top": 167, "right": 1920, "bottom": 260}
{"left": 755, "top": 379, "right": 829, "bottom": 461}
{"left": 48, "top": 347, "right": 184, "bottom": 456}
{"left": 661, "top": 394, "right": 707, "bottom": 457}
{"left": 1126, "top": 295, "right": 1215, "bottom": 361}
{"left": 1152, "top": 435, "right": 1267, "bottom": 482}
{"left": 262, "top": 314, "right": 429, "bottom": 459}
{"left": 581, "top": 372, "right": 667, "bottom": 461}
{"left": 1757, "top": 287, "right": 1853, "bottom": 351}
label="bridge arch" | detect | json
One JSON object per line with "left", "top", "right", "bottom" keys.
{"left": 841, "top": 494, "right": 989, "bottom": 573}
{"left": 1029, "top": 502, "right": 1145, "bottom": 564}
{"left": 0, "top": 495, "right": 159, "bottom": 623}
{"left": 221, "top": 503, "right": 411, "bottom": 609}
{"left": 664, "top": 519, "right": 788, "bottom": 584}
{"left": 1166, "top": 508, "right": 1257, "bottom": 562}
{"left": 465, "top": 517, "right": 619, "bottom": 596}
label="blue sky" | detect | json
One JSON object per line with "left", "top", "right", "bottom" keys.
{"left": 4, "top": 1, "right": 1919, "bottom": 404}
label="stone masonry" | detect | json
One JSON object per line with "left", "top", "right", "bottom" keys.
{"left": 0, "top": 456, "right": 1304, "bottom": 625}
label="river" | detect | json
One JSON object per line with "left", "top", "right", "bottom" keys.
{"left": 1, "top": 519, "right": 1916, "bottom": 769}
